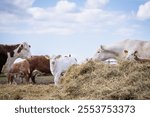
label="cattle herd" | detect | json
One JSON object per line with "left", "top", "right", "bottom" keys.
{"left": 0, "top": 39, "right": 150, "bottom": 85}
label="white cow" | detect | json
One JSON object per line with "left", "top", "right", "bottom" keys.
{"left": 92, "top": 39, "right": 150, "bottom": 61}
{"left": 124, "top": 50, "right": 150, "bottom": 62}
{"left": 123, "top": 50, "right": 137, "bottom": 61}
{"left": 50, "top": 55, "right": 77, "bottom": 85}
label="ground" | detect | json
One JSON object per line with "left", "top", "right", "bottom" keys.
{"left": 0, "top": 75, "right": 59, "bottom": 100}
{"left": 0, "top": 61, "right": 150, "bottom": 100}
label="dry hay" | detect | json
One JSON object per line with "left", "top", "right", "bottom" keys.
{"left": 0, "top": 84, "right": 60, "bottom": 100}
{"left": 59, "top": 60, "right": 150, "bottom": 100}
{"left": 0, "top": 60, "right": 150, "bottom": 100}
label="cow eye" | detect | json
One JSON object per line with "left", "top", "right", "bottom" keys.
{"left": 97, "top": 51, "right": 100, "bottom": 53}
{"left": 52, "top": 61, "right": 55, "bottom": 65}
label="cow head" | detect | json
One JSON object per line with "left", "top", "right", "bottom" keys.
{"left": 50, "top": 55, "right": 62, "bottom": 75}
{"left": 123, "top": 50, "right": 138, "bottom": 61}
{"left": 92, "top": 45, "right": 118, "bottom": 61}
{"left": 16, "top": 42, "right": 31, "bottom": 59}
{"left": 50, "top": 55, "right": 61, "bottom": 65}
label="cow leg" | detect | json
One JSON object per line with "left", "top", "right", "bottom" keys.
{"left": 7, "top": 74, "right": 11, "bottom": 84}
{"left": 21, "top": 77, "right": 23, "bottom": 83}
{"left": 13, "top": 75, "right": 18, "bottom": 85}
{"left": 20, "top": 77, "right": 23, "bottom": 84}
{"left": 8, "top": 74, "right": 14, "bottom": 85}
{"left": 32, "top": 76, "right": 36, "bottom": 83}
{"left": 19, "top": 72, "right": 24, "bottom": 83}
{"left": 54, "top": 74, "right": 61, "bottom": 85}
{"left": 0, "top": 66, "right": 3, "bottom": 74}
{"left": 25, "top": 75, "right": 30, "bottom": 84}
{"left": 31, "top": 74, "right": 36, "bottom": 84}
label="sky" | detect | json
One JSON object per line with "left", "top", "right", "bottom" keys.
{"left": 0, "top": 0, "right": 150, "bottom": 62}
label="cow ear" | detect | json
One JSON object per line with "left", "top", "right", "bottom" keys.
{"left": 124, "top": 50, "right": 128, "bottom": 54}
{"left": 100, "top": 45, "right": 105, "bottom": 50}
{"left": 134, "top": 50, "right": 138, "bottom": 55}
{"left": 55, "top": 55, "right": 61, "bottom": 59}
{"left": 69, "top": 54, "right": 71, "bottom": 57}
{"left": 17, "top": 44, "right": 23, "bottom": 53}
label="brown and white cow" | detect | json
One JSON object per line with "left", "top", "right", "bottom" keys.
{"left": 7, "top": 60, "right": 30, "bottom": 84}
{"left": 27, "top": 55, "right": 51, "bottom": 83}
{"left": 0, "top": 42, "right": 31, "bottom": 74}
{"left": 8, "top": 55, "right": 51, "bottom": 84}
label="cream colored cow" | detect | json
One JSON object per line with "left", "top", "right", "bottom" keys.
{"left": 124, "top": 50, "right": 150, "bottom": 62}
{"left": 93, "top": 39, "right": 150, "bottom": 61}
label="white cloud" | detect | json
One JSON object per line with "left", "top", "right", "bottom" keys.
{"left": 137, "top": 1, "right": 150, "bottom": 20}
{"left": 114, "top": 27, "right": 135, "bottom": 38}
{"left": 0, "top": 0, "right": 131, "bottom": 36}
{"left": 27, "top": 0, "right": 77, "bottom": 20}
{"left": 3, "top": 27, "right": 73, "bottom": 35}
{"left": 113, "top": 24, "right": 141, "bottom": 38}
{"left": 8, "top": 0, "right": 35, "bottom": 9}
{"left": 85, "top": 0, "right": 109, "bottom": 9}
{"left": 54, "top": 0, "right": 77, "bottom": 13}
{"left": 27, "top": 7, "right": 50, "bottom": 20}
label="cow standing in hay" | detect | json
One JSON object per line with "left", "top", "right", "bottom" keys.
{"left": 0, "top": 42, "right": 31, "bottom": 74}
{"left": 50, "top": 55, "right": 77, "bottom": 85}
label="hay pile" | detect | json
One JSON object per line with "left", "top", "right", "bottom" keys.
{"left": 0, "top": 84, "right": 61, "bottom": 100}
{"left": 58, "top": 60, "right": 150, "bottom": 99}
{"left": 0, "top": 61, "right": 149, "bottom": 100}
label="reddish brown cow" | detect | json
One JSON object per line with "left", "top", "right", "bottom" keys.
{"left": 7, "top": 60, "right": 30, "bottom": 84}
{"left": 8, "top": 55, "right": 51, "bottom": 84}
{"left": 27, "top": 55, "right": 51, "bottom": 83}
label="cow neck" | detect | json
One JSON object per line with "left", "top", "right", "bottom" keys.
{"left": 2, "top": 45, "right": 21, "bottom": 73}
{"left": 3, "top": 44, "right": 20, "bottom": 52}
{"left": 102, "top": 48, "right": 119, "bottom": 60}
{"left": 104, "top": 45, "right": 122, "bottom": 58}
{"left": 2, "top": 52, "right": 19, "bottom": 73}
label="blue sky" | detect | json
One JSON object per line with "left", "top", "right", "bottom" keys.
{"left": 0, "top": 0, "right": 150, "bottom": 62}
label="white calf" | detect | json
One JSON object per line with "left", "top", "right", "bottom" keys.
{"left": 124, "top": 50, "right": 150, "bottom": 62}
{"left": 50, "top": 55, "right": 77, "bottom": 85}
